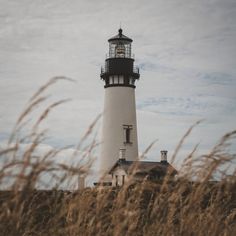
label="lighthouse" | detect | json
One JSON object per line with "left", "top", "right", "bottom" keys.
{"left": 100, "top": 29, "right": 140, "bottom": 177}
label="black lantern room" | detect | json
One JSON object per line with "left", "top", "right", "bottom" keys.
{"left": 101, "top": 29, "right": 140, "bottom": 88}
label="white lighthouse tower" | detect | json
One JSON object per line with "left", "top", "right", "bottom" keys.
{"left": 100, "top": 29, "right": 140, "bottom": 177}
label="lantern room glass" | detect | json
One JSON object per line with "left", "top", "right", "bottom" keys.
{"left": 109, "top": 41, "right": 132, "bottom": 58}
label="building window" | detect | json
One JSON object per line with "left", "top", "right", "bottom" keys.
{"left": 115, "top": 175, "right": 118, "bottom": 186}
{"left": 123, "top": 125, "right": 132, "bottom": 144}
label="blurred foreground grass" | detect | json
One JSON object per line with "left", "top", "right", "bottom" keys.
{"left": 0, "top": 78, "right": 235, "bottom": 236}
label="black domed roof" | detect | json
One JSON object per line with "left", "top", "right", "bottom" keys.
{"left": 108, "top": 28, "right": 133, "bottom": 43}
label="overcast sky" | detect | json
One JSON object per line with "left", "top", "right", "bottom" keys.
{"left": 0, "top": 0, "right": 236, "bottom": 183}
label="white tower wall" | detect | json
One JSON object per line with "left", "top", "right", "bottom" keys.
{"left": 100, "top": 86, "right": 138, "bottom": 175}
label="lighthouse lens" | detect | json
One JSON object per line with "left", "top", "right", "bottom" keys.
{"left": 115, "top": 43, "right": 125, "bottom": 57}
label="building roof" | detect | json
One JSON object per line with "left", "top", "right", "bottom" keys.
{"left": 108, "top": 28, "right": 133, "bottom": 43}
{"left": 109, "top": 159, "right": 177, "bottom": 176}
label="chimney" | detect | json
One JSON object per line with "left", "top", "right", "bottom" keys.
{"left": 160, "top": 150, "right": 168, "bottom": 163}
{"left": 119, "top": 148, "right": 126, "bottom": 161}
{"left": 78, "top": 174, "right": 85, "bottom": 190}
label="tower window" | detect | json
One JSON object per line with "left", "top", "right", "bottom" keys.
{"left": 122, "top": 175, "right": 125, "bottom": 185}
{"left": 114, "top": 76, "right": 118, "bottom": 84}
{"left": 109, "top": 76, "right": 113, "bottom": 84}
{"left": 129, "top": 77, "right": 135, "bottom": 85}
{"left": 119, "top": 76, "right": 124, "bottom": 84}
{"left": 123, "top": 125, "right": 133, "bottom": 144}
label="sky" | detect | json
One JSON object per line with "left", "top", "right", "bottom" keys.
{"left": 0, "top": 0, "right": 236, "bottom": 184}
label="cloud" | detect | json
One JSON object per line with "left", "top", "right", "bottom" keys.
{"left": 199, "top": 72, "right": 235, "bottom": 86}
{"left": 0, "top": 139, "right": 98, "bottom": 188}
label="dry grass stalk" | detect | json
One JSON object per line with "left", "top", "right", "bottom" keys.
{"left": 0, "top": 80, "right": 236, "bottom": 236}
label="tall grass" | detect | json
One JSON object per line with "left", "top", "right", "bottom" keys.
{"left": 0, "top": 79, "right": 236, "bottom": 236}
